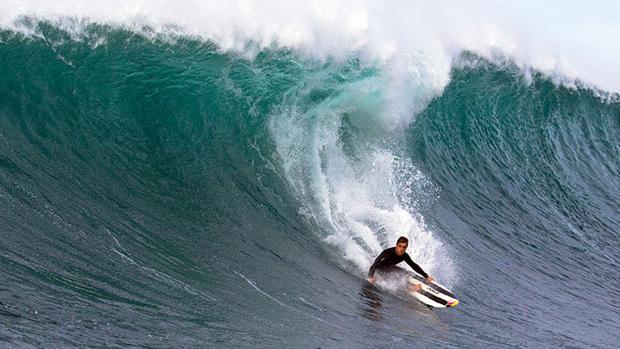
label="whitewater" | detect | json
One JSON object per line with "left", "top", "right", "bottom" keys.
{"left": 1, "top": 1, "right": 619, "bottom": 348}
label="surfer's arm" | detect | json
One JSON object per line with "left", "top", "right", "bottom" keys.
{"left": 367, "top": 259, "right": 380, "bottom": 278}
{"left": 404, "top": 254, "right": 429, "bottom": 279}
{"left": 367, "top": 250, "right": 389, "bottom": 278}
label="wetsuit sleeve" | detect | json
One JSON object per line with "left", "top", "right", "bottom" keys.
{"left": 404, "top": 254, "right": 429, "bottom": 278}
{"left": 368, "top": 249, "right": 389, "bottom": 278}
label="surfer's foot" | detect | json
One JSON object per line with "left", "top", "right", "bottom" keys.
{"left": 407, "top": 283, "right": 422, "bottom": 292}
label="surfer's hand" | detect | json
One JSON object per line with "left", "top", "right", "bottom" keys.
{"left": 426, "top": 275, "right": 435, "bottom": 282}
{"left": 367, "top": 276, "right": 376, "bottom": 284}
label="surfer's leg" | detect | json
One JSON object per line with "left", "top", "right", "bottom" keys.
{"left": 407, "top": 282, "right": 422, "bottom": 292}
{"left": 390, "top": 266, "right": 413, "bottom": 278}
{"left": 386, "top": 267, "right": 422, "bottom": 292}
{"left": 390, "top": 267, "right": 423, "bottom": 292}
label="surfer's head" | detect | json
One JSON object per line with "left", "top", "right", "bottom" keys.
{"left": 395, "top": 236, "right": 409, "bottom": 256}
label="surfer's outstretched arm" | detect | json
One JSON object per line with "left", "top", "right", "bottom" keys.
{"left": 404, "top": 254, "right": 433, "bottom": 281}
{"left": 367, "top": 249, "right": 390, "bottom": 282}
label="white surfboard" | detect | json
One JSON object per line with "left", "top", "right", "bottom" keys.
{"left": 407, "top": 275, "right": 459, "bottom": 308}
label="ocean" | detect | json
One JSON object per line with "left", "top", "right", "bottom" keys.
{"left": 1, "top": 2, "right": 619, "bottom": 348}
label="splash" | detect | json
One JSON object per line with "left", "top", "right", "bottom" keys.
{"left": 267, "top": 59, "right": 454, "bottom": 281}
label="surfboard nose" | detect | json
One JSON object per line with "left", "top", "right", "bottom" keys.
{"left": 447, "top": 299, "right": 459, "bottom": 307}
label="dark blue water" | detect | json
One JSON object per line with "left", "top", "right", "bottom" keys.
{"left": 1, "top": 23, "right": 619, "bottom": 348}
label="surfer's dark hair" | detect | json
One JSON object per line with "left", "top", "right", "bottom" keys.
{"left": 396, "top": 236, "right": 409, "bottom": 244}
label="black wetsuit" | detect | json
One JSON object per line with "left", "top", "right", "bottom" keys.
{"left": 368, "top": 247, "right": 429, "bottom": 279}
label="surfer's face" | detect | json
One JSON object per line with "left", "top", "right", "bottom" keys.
{"left": 395, "top": 242, "right": 408, "bottom": 256}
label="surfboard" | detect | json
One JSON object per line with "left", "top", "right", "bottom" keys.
{"left": 407, "top": 274, "right": 459, "bottom": 308}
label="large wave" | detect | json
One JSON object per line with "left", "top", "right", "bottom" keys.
{"left": 1, "top": 5, "right": 619, "bottom": 348}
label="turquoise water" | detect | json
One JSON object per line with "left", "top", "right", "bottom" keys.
{"left": 1, "top": 22, "right": 619, "bottom": 348}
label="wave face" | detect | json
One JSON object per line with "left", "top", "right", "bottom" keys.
{"left": 1, "top": 21, "right": 619, "bottom": 348}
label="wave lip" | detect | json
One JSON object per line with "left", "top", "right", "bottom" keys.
{"left": 2, "top": 1, "right": 620, "bottom": 93}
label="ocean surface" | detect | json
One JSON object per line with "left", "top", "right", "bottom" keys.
{"left": 1, "top": 5, "right": 619, "bottom": 348}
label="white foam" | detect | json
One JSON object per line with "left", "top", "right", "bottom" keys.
{"left": 1, "top": 0, "right": 619, "bottom": 93}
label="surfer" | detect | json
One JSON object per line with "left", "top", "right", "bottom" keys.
{"left": 367, "top": 236, "right": 434, "bottom": 292}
